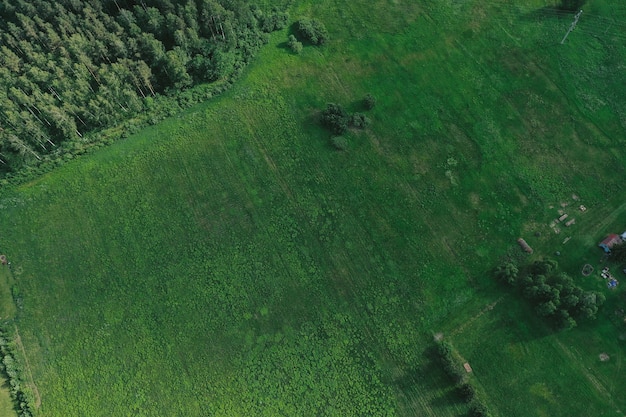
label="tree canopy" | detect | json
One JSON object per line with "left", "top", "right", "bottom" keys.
{"left": 495, "top": 259, "right": 605, "bottom": 329}
{"left": 0, "top": 0, "right": 287, "bottom": 174}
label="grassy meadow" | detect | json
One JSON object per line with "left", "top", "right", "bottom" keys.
{"left": 0, "top": 0, "right": 625, "bottom": 416}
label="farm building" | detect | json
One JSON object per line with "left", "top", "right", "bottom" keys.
{"left": 599, "top": 234, "right": 622, "bottom": 253}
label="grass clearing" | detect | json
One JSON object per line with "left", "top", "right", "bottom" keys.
{"left": 0, "top": 0, "right": 625, "bottom": 415}
{"left": 0, "top": 374, "right": 16, "bottom": 417}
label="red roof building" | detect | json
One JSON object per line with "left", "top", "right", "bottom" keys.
{"left": 599, "top": 234, "right": 622, "bottom": 253}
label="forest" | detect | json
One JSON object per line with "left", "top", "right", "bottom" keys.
{"left": 0, "top": 0, "right": 286, "bottom": 173}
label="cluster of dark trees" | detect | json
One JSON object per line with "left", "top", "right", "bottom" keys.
{"left": 320, "top": 97, "right": 374, "bottom": 150}
{"left": 435, "top": 341, "right": 491, "bottom": 417}
{"left": 0, "top": 327, "right": 33, "bottom": 417}
{"left": 321, "top": 100, "right": 372, "bottom": 135}
{"left": 495, "top": 259, "right": 605, "bottom": 329}
{"left": 609, "top": 242, "right": 626, "bottom": 263}
{"left": 0, "top": 0, "right": 287, "bottom": 173}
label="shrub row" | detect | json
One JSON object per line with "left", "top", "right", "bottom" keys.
{"left": 435, "top": 340, "right": 491, "bottom": 417}
{"left": 0, "top": 327, "right": 34, "bottom": 417}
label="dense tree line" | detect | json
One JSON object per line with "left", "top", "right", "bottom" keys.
{"left": 0, "top": 0, "right": 287, "bottom": 173}
{"left": 495, "top": 259, "right": 605, "bottom": 329}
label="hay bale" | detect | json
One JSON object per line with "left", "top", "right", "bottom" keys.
{"left": 517, "top": 238, "right": 533, "bottom": 254}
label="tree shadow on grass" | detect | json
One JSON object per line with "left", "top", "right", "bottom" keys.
{"left": 522, "top": 0, "right": 586, "bottom": 21}
{"left": 275, "top": 40, "right": 292, "bottom": 52}
{"left": 393, "top": 346, "right": 465, "bottom": 409}
{"left": 521, "top": 6, "right": 572, "bottom": 23}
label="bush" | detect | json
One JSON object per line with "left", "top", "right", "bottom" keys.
{"left": 436, "top": 341, "right": 453, "bottom": 359}
{"left": 468, "top": 401, "right": 490, "bottom": 417}
{"left": 458, "top": 383, "right": 476, "bottom": 402}
{"left": 297, "top": 18, "right": 328, "bottom": 45}
{"left": 321, "top": 103, "right": 349, "bottom": 134}
{"left": 436, "top": 341, "right": 466, "bottom": 383}
{"left": 350, "top": 113, "right": 370, "bottom": 129}
{"left": 364, "top": 93, "right": 376, "bottom": 110}
{"left": 288, "top": 35, "right": 303, "bottom": 54}
{"left": 260, "top": 8, "right": 289, "bottom": 32}
{"left": 494, "top": 261, "right": 518, "bottom": 285}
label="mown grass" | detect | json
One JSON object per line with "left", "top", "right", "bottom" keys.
{"left": 0, "top": 375, "right": 16, "bottom": 417}
{"left": 0, "top": 0, "right": 625, "bottom": 416}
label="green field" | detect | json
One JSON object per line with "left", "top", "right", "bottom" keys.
{"left": 1, "top": 0, "right": 626, "bottom": 416}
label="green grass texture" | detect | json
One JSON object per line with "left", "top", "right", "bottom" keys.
{"left": 0, "top": 0, "right": 625, "bottom": 416}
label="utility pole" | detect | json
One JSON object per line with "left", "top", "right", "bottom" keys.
{"left": 561, "top": 10, "right": 583, "bottom": 44}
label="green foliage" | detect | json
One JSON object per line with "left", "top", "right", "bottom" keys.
{"left": 0, "top": 329, "right": 33, "bottom": 417}
{"left": 321, "top": 103, "right": 350, "bottom": 134}
{"left": 363, "top": 93, "right": 377, "bottom": 110}
{"left": 498, "top": 259, "right": 606, "bottom": 329}
{"left": 296, "top": 17, "right": 328, "bottom": 45}
{"left": 0, "top": 0, "right": 287, "bottom": 174}
{"left": 259, "top": 7, "right": 289, "bottom": 32}
{"left": 435, "top": 340, "right": 466, "bottom": 384}
{"left": 321, "top": 104, "right": 371, "bottom": 135}
{"left": 350, "top": 113, "right": 371, "bottom": 129}
{"left": 494, "top": 261, "right": 518, "bottom": 285}
{"left": 459, "top": 383, "right": 476, "bottom": 403}
{"left": 609, "top": 242, "right": 626, "bottom": 263}
{"left": 2, "top": 0, "right": 626, "bottom": 416}
{"left": 288, "top": 34, "right": 303, "bottom": 54}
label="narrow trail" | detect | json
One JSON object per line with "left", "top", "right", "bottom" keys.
{"left": 449, "top": 295, "right": 505, "bottom": 338}
{"left": 13, "top": 326, "right": 41, "bottom": 409}
{"left": 553, "top": 338, "right": 621, "bottom": 414}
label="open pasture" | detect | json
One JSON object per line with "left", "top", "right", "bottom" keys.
{"left": 0, "top": 0, "right": 625, "bottom": 415}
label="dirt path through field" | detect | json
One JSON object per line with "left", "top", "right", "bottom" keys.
{"left": 14, "top": 326, "right": 41, "bottom": 409}
{"left": 449, "top": 295, "right": 505, "bottom": 338}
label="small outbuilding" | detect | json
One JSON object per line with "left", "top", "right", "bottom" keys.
{"left": 599, "top": 234, "right": 622, "bottom": 253}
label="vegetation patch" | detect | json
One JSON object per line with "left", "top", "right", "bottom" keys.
{"left": 295, "top": 17, "right": 328, "bottom": 45}
{"left": 434, "top": 339, "right": 491, "bottom": 417}
{"left": 0, "top": 0, "right": 287, "bottom": 174}
{"left": 0, "top": 328, "right": 34, "bottom": 417}
{"left": 1, "top": 0, "right": 626, "bottom": 416}
{"left": 495, "top": 259, "right": 605, "bottom": 329}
